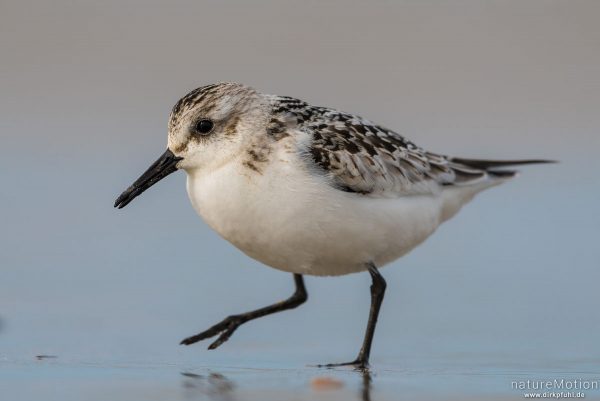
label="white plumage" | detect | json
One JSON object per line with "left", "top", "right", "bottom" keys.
{"left": 169, "top": 83, "right": 518, "bottom": 276}
{"left": 185, "top": 130, "right": 503, "bottom": 276}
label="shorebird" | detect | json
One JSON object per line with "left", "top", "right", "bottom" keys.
{"left": 114, "top": 82, "right": 552, "bottom": 370}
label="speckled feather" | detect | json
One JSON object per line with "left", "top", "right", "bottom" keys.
{"left": 265, "top": 95, "right": 491, "bottom": 197}
{"left": 167, "top": 83, "right": 539, "bottom": 201}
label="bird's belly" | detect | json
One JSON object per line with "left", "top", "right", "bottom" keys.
{"left": 186, "top": 165, "right": 443, "bottom": 276}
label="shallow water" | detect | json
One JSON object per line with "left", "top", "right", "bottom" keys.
{"left": 3, "top": 354, "right": 600, "bottom": 400}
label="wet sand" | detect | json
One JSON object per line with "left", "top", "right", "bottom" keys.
{"left": 3, "top": 353, "right": 599, "bottom": 401}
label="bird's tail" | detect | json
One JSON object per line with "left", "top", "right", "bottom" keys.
{"left": 438, "top": 157, "right": 555, "bottom": 222}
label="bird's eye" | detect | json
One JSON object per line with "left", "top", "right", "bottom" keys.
{"left": 193, "top": 119, "right": 214, "bottom": 135}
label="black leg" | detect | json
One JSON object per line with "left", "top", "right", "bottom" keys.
{"left": 180, "top": 274, "right": 307, "bottom": 349}
{"left": 320, "top": 262, "right": 386, "bottom": 370}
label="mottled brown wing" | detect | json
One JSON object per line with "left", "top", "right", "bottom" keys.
{"left": 304, "top": 112, "right": 487, "bottom": 196}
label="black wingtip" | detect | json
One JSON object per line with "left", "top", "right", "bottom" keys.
{"left": 451, "top": 157, "right": 558, "bottom": 170}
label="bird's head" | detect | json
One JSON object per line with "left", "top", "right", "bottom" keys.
{"left": 114, "top": 82, "right": 268, "bottom": 209}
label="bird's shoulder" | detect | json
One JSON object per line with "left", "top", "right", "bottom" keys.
{"left": 266, "top": 95, "right": 487, "bottom": 196}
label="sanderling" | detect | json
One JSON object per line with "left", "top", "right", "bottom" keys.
{"left": 114, "top": 82, "right": 553, "bottom": 369}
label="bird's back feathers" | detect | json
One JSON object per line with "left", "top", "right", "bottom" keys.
{"left": 268, "top": 95, "right": 552, "bottom": 198}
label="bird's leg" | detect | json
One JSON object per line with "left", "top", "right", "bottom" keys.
{"left": 180, "top": 274, "right": 307, "bottom": 349}
{"left": 319, "top": 263, "right": 386, "bottom": 371}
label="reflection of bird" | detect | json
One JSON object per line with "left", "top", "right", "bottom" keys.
{"left": 181, "top": 372, "right": 234, "bottom": 401}
{"left": 115, "top": 82, "right": 553, "bottom": 369}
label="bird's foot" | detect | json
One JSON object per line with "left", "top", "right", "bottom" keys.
{"left": 180, "top": 315, "right": 246, "bottom": 349}
{"left": 317, "top": 358, "right": 369, "bottom": 372}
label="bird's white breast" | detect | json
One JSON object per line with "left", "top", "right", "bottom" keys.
{"left": 185, "top": 149, "right": 483, "bottom": 276}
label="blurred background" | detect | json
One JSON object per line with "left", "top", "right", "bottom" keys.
{"left": 1, "top": 1, "right": 599, "bottom": 400}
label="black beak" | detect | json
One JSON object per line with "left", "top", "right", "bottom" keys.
{"left": 114, "top": 149, "right": 183, "bottom": 209}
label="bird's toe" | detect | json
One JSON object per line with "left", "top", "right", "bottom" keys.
{"left": 317, "top": 359, "right": 369, "bottom": 372}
